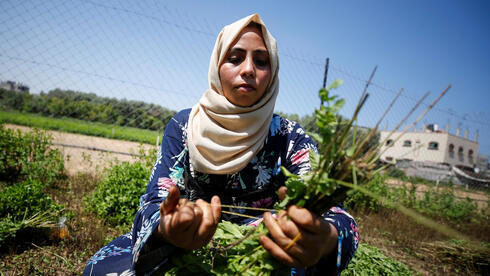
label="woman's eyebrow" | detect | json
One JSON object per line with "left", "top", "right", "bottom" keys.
{"left": 254, "top": 49, "right": 269, "bottom": 55}
{"left": 229, "top": 47, "right": 268, "bottom": 54}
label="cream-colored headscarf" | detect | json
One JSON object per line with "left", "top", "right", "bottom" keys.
{"left": 187, "top": 14, "right": 279, "bottom": 175}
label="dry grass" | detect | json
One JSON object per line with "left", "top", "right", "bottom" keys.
{"left": 353, "top": 208, "right": 490, "bottom": 275}
{"left": 0, "top": 173, "right": 123, "bottom": 275}
{"left": 1, "top": 172, "right": 488, "bottom": 275}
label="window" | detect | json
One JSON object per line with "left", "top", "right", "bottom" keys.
{"left": 469, "top": 149, "right": 474, "bottom": 164}
{"left": 386, "top": 139, "right": 394, "bottom": 146}
{"left": 403, "top": 140, "right": 412, "bottom": 147}
{"left": 448, "top": 144, "right": 455, "bottom": 158}
{"left": 428, "top": 141, "right": 439, "bottom": 150}
{"left": 458, "top": 147, "right": 464, "bottom": 162}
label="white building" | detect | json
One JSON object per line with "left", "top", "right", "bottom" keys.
{"left": 379, "top": 124, "right": 479, "bottom": 168}
{"left": 0, "top": 80, "right": 29, "bottom": 93}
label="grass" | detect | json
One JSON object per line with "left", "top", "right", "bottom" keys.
{"left": 352, "top": 208, "right": 490, "bottom": 275}
{"left": 0, "top": 110, "right": 160, "bottom": 145}
{"left": 0, "top": 111, "right": 488, "bottom": 274}
{"left": 344, "top": 243, "right": 413, "bottom": 275}
{"left": 0, "top": 173, "right": 123, "bottom": 274}
{"left": 1, "top": 171, "right": 488, "bottom": 274}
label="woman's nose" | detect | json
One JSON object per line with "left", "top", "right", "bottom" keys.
{"left": 241, "top": 56, "right": 255, "bottom": 78}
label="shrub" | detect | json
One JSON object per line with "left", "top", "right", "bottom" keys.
{"left": 0, "top": 180, "right": 61, "bottom": 220}
{"left": 0, "top": 89, "right": 24, "bottom": 110}
{"left": 408, "top": 176, "right": 433, "bottom": 186}
{"left": 0, "top": 88, "right": 176, "bottom": 131}
{"left": 344, "top": 243, "right": 413, "bottom": 275}
{"left": 345, "top": 174, "right": 390, "bottom": 212}
{"left": 0, "top": 180, "right": 62, "bottom": 245}
{"left": 0, "top": 125, "right": 65, "bottom": 246}
{"left": 415, "top": 187, "right": 478, "bottom": 222}
{"left": 346, "top": 171, "right": 480, "bottom": 223}
{"left": 0, "top": 125, "right": 65, "bottom": 185}
{"left": 386, "top": 167, "right": 407, "bottom": 180}
{"left": 0, "top": 127, "right": 26, "bottom": 182}
{"left": 85, "top": 161, "right": 150, "bottom": 226}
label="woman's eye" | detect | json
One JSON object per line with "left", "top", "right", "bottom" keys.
{"left": 255, "top": 58, "right": 269, "bottom": 67}
{"left": 227, "top": 56, "right": 242, "bottom": 64}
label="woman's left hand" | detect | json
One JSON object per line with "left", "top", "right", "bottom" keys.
{"left": 259, "top": 187, "right": 338, "bottom": 268}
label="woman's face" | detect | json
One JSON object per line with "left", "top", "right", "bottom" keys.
{"left": 219, "top": 26, "right": 271, "bottom": 107}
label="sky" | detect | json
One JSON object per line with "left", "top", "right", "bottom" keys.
{"left": 170, "top": 0, "right": 490, "bottom": 155}
{"left": 1, "top": 0, "right": 489, "bottom": 155}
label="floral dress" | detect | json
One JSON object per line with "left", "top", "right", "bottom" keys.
{"left": 83, "top": 109, "right": 359, "bottom": 276}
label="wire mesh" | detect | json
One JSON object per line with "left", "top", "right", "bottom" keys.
{"left": 1, "top": 0, "right": 488, "bottom": 189}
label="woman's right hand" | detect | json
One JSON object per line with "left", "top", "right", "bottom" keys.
{"left": 157, "top": 186, "right": 221, "bottom": 250}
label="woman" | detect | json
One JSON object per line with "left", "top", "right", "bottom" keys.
{"left": 84, "top": 14, "right": 358, "bottom": 275}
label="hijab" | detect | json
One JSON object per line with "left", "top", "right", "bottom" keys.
{"left": 187, "top": 14, "right": 279, "bottom": 174}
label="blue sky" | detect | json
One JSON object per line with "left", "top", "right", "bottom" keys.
{"left": 1, "top": 0, "right": 489, "bottom": 155}
{"left": 173, "top": 0, "right": 490, "bottom": 117}
{"left": 171, "top": 0, "right": 490, "bottom": 153}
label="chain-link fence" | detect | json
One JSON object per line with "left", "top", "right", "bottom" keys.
{"left": 1, "top": 0, "right": 489, "bottom": 189}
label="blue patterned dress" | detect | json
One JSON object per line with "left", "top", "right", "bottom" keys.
{"left": 83, "top": 109, "right": 359, "bottom": 275}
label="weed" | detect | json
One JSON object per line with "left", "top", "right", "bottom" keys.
{"left": 345, "top": 174, "right": 390, "bottom": 212}
{"left": 84, "top": 161, "right": 150, "bottom": 227}
{"left": 0, "top": 125, "right": 65, "bottom": 185}
{"left": 344, "top": 243, "right": 414, "bottom": 275}
{"left": 386, "top": 167, "right": 407, "bottom": 180}
{"left": 0, "top": 126, "right": 66, "bottom": 247}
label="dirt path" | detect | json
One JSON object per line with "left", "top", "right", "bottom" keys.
{"left": 6, "top": 123, "right": 487, "bottom": 209}
{"left": 5, "top": 124, "right": 158, "bottom": 175}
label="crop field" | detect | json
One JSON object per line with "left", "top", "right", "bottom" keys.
{"left": 0, "top": 110, "right": 160, "bottom": 145}
{"left": 1, "top": 0, "right": 488, "bottom": 274}
{"left": 0, "top": 119, "right": 489, "bottom": 275}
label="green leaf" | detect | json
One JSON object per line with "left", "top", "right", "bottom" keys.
{"left": 328, "top": 79, "right": 344, "bottom": 90}
{"left": 296, "top": 199, "right": 306, "bottom": 207}
{"left": 308, "top": 150, "right": 320, "bottom": 171}
{"left": 276, "top": 196, "right": 290, "bottom": 209}
{"left": 346, "top": 145, "right": 356, "bottom": 158}
{"left": 307, "top": 132, "right": 323, "bottom": 145}
{"left": 319, "top": 88, "right": 329, "bottom": 102}
{"left": 219, "top": 220, "right": 244, "bottom": 238}
{"left": 330, "top": 98, "right": 345, "bottom": 113}
{"left": 280, "top": 166, "right": 299, "bottom": 179}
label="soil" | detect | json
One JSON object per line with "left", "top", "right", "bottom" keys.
{"left": 3, "top": 124, "right": 488, "bottom": 275}
{"left": 7, "top": 123, "right": 487, "bottom": 209}
{"left": 5, "top": 124, "right": 156, "bottom": 175}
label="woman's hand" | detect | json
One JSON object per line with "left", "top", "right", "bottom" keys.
{"left": 157, "top": 186, "right": 221, "bottom": 250}
{"left": 259, "top": 187, "right": 338, "bottom": 268}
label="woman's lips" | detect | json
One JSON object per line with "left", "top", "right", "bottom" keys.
{"left": 236, "top": 84, "right": 255, "bottom": 92}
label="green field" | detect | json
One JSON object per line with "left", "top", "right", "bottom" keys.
{"left": 1, "top": 110, "right": 488, "bottom": 275}
{"left": 0, "top": 110, "right": 160, "bottom": 144}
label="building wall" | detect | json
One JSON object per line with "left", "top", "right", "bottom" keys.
{"left": 0, "top": 80, "right": 29, "bottom": 93}
{"left": 444, "top": 134, "right": 479, "bottom": 167}
{"left": 476, "top": 155, "right": 489, "bottom": 171}
{"left": 379, "top": 130, "right": 478, "bottom": 167}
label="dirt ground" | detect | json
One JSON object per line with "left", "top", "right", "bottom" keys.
{"left": 5, "top": 124, "right": 157, "bottom": 175}
{"left": 4, "top": 124, "right": 489, "bottom": 275}
{"left": 6, "top": 124, "right": 487, "bottom": 208}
